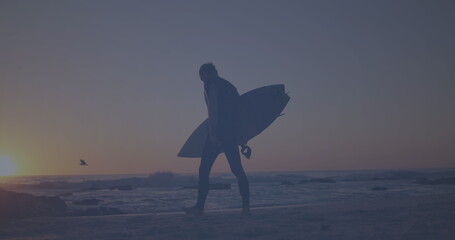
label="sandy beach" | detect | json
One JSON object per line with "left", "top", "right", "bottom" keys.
{"left": 1, "top": 192, "right": 454, "bottom": 240}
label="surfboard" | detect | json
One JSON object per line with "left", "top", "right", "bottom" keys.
{"left": 178, "top": 84, "right": 290, "bottom": 158}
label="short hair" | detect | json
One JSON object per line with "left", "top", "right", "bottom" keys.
{"left": 199, "top": 63, "right": 218, "bottom": 76}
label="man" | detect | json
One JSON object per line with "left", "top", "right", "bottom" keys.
{"left": 184, "top": 63, "right": 250, "bottom": 216}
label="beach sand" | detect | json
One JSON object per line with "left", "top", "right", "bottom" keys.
{"left": 1, "top": 193, "right": 454, "bottom": 240}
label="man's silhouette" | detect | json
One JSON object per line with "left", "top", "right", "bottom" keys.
{"left": 184, "top": 63, "right": 250, "bottom": 216}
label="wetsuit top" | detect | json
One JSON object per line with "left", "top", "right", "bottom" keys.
{"left": 203, "top": 77, "right": 240, "bottom": 142}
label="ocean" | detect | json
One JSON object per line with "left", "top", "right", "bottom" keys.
{"left": 1, "top": 169, "right": 454, "bottom": 215}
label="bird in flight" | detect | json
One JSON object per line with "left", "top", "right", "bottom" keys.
{"left": 79, "top": 159, "right": 88, "bottom": 166}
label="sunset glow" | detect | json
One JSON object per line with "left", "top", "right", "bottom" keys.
{"left": 0, "top": 1, "right": 454, "bottom": 176}
{"left": 0, "top": 156, "right": 17, "bottom": 176}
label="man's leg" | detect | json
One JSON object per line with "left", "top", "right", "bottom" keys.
{"left": 224, "top": 143, "right": 250, "bottom": 215}
{"left": 195, "top": 137, "right": 219, "bottom": 211}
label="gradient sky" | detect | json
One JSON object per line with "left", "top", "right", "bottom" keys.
{"left": 1, "top": 0, "right": 454, "bottom": 176}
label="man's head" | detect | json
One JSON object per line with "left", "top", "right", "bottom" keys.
{"left": 199, "top": 63, "right": 218, "bottom": 81}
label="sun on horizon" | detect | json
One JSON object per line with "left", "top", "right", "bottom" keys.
{"left": 0, "top": 155, "right": 17, "bottom": 176}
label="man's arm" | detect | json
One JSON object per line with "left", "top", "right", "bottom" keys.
{"left": 205, "top": 84, "right": 220, "bottom": 144}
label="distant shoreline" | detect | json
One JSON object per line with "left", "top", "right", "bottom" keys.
{"left": 2, "top": 167, "right": 454, "bottom": 179}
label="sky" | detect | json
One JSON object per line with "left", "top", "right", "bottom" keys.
{"left": 1, "top": 0, "right": 454, "bottom": 176}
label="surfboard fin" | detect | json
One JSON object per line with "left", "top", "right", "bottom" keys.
{"left": 241, "top": 145, "right": 252, "bottom": 159}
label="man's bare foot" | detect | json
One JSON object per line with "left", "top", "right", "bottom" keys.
{"left": 241, "top": 208, "right": 251, "bottom": 216}
{"left": 182, "top": 207, "right": 204, "bottom": 216}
